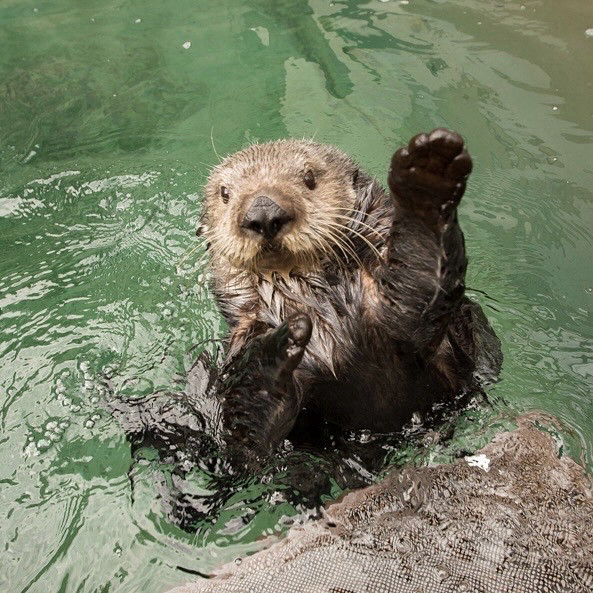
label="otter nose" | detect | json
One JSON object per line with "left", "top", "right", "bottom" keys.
{"left": 241, "top": 195, "right": 294, "bottom": 240}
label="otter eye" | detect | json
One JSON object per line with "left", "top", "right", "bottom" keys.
{"left": 220, "top": 186, "right": 230, "bottom": 204}
{"left": 304, "top": 170, "right": 316, "bottom": 190}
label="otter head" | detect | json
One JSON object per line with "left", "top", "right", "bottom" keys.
{"left": 201, "top": 140, "right": 360, "bottom": 274}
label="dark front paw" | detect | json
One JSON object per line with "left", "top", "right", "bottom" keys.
{"left": 262, "top": 312, "right": 313, "bottom": 383}
{"left": 388, "top": 128, "right": 472, "bottom": 213}
{"left": 221, "top": 313, "right": 313, "bottom": 464}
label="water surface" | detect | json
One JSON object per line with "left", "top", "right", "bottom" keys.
{"left": 1, "top": 0, "right": 592, "bottom": 591}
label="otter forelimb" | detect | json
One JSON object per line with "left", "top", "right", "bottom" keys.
{"left": 378, "top": 128, "right": 472, "bottom": 358}
{"left": 219, "top": 313, "right": 312, "bottom": 467}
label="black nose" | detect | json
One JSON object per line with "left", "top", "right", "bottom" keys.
{"left": 241, "top": 196, "right": 294, "bottom": 240}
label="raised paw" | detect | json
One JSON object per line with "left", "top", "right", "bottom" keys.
{"left": 388, "top": 128, "right": 472, "bottom": 211}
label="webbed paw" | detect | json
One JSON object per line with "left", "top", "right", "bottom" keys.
{"left": 221, "top": 313, "right": 313, "bottom": 463}
{"left": 388, "top": 128, "right": 472, "bottom": 212}
{"left": 263, "top": 312, "right": 313, "bottom": 382}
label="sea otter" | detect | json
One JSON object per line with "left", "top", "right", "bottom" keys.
{"left": 199, "top": 128, "right": 501, "bottom": 465}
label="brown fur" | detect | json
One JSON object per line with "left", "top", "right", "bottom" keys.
{"left": 200, "top": 131, "right": 501, "bottom": 459}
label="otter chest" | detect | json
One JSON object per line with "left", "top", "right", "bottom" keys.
{"left": 254, "top": 275, "right": 363, "bottom": 375}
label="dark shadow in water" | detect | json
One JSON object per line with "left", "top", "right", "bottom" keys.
{"left": 0, "top": 48, "right": 209, "bottom": 163}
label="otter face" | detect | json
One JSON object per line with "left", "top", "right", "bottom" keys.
{"left": 201, "top": 140, "right": 360, "bottom": 274}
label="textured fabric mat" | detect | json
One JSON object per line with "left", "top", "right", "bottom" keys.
{"left": 167, "top": 418, "right": 593, "bottom": 593}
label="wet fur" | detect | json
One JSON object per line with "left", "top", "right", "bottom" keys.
{"left": 200, "top": 131, "right": 502, "bottom": 464}
{"left": 106, "top": 131, "right": 502, "bottom": 529}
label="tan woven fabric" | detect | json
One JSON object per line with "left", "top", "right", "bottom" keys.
{"left": 167, "top": 418, "right": 593, "bottom": 593}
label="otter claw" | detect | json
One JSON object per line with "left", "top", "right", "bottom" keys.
{"left": 447, "top": 152, "right": 473, "bottom": 179}
{"left": 427, "top": 128, "right": 464, "bottom": 158}
{"left": 409, "top": 133, "right": 429, "bottom": 153}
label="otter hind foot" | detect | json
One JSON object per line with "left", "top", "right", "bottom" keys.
{"left": 389, "top": 128, "right": 473, "bottom": 210}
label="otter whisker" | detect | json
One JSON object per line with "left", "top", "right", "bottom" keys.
{"left": 326, "top": 209, "right": 390, "bottom": 240}
{"left": 314, "top": 223, "right": 363, "bottom": 270}
{"left": 316, "top": 234, "right": 351, "bottom": 275}
{"left": 329, "top": 207, "right": 391, "bottom": 238}
{"left": 210, "top": 125, "right": 221, "bottom": 163}
{"left": 305, "top": 228, "right": 346, "bottom": 272}
{"left": 330, "top": 213, "right": 385, "bottom": 241}
{"left": 282, "top": 227, "right": 330, "bottom": 273}
{"left": 325, "top": 205, "right": 390, "bottom": 241}
{"left": 327, "top": 206, "right": 385, "bottom": 225}
{"left": 325, "top": 221, "right": 383, "bottom": 261}
{"left": 178, "top": 234, "right": 208, "bottom": 258}
{"left": 326, "top": 220, "right": 383, "bottom": 257}
{"left": 195, "top": 160, "right": 217, "bottom": 173}
{"left": 176, "top": 240, "right": 209, "bottom": 270}
{"left": 318, "top": 226, "right": 357, "bottom": 265}
{"left": 324, "top": 227, "right": 377, "bottom": 269}
{"left": 306, "top": 223, "right": 339, "bottom": 260}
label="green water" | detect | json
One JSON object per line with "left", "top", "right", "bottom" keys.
{"left": 1, "top": 0, "right": 592, "bottom": 590}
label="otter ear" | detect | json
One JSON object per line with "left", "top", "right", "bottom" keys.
{"left": 352, "top": 168, "right": 360, "bottom": 187}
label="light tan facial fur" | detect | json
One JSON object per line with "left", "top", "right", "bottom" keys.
{"left": 201, "top": 140, "right": 359, "bottom": 275}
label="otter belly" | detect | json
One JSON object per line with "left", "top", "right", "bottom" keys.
{"left": 304, "top": 356, "right": 451, "bottom": 433}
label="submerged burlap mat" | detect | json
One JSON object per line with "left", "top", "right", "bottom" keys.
{"left": 167, "top": 417, "right": 593, "bottom": 593}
